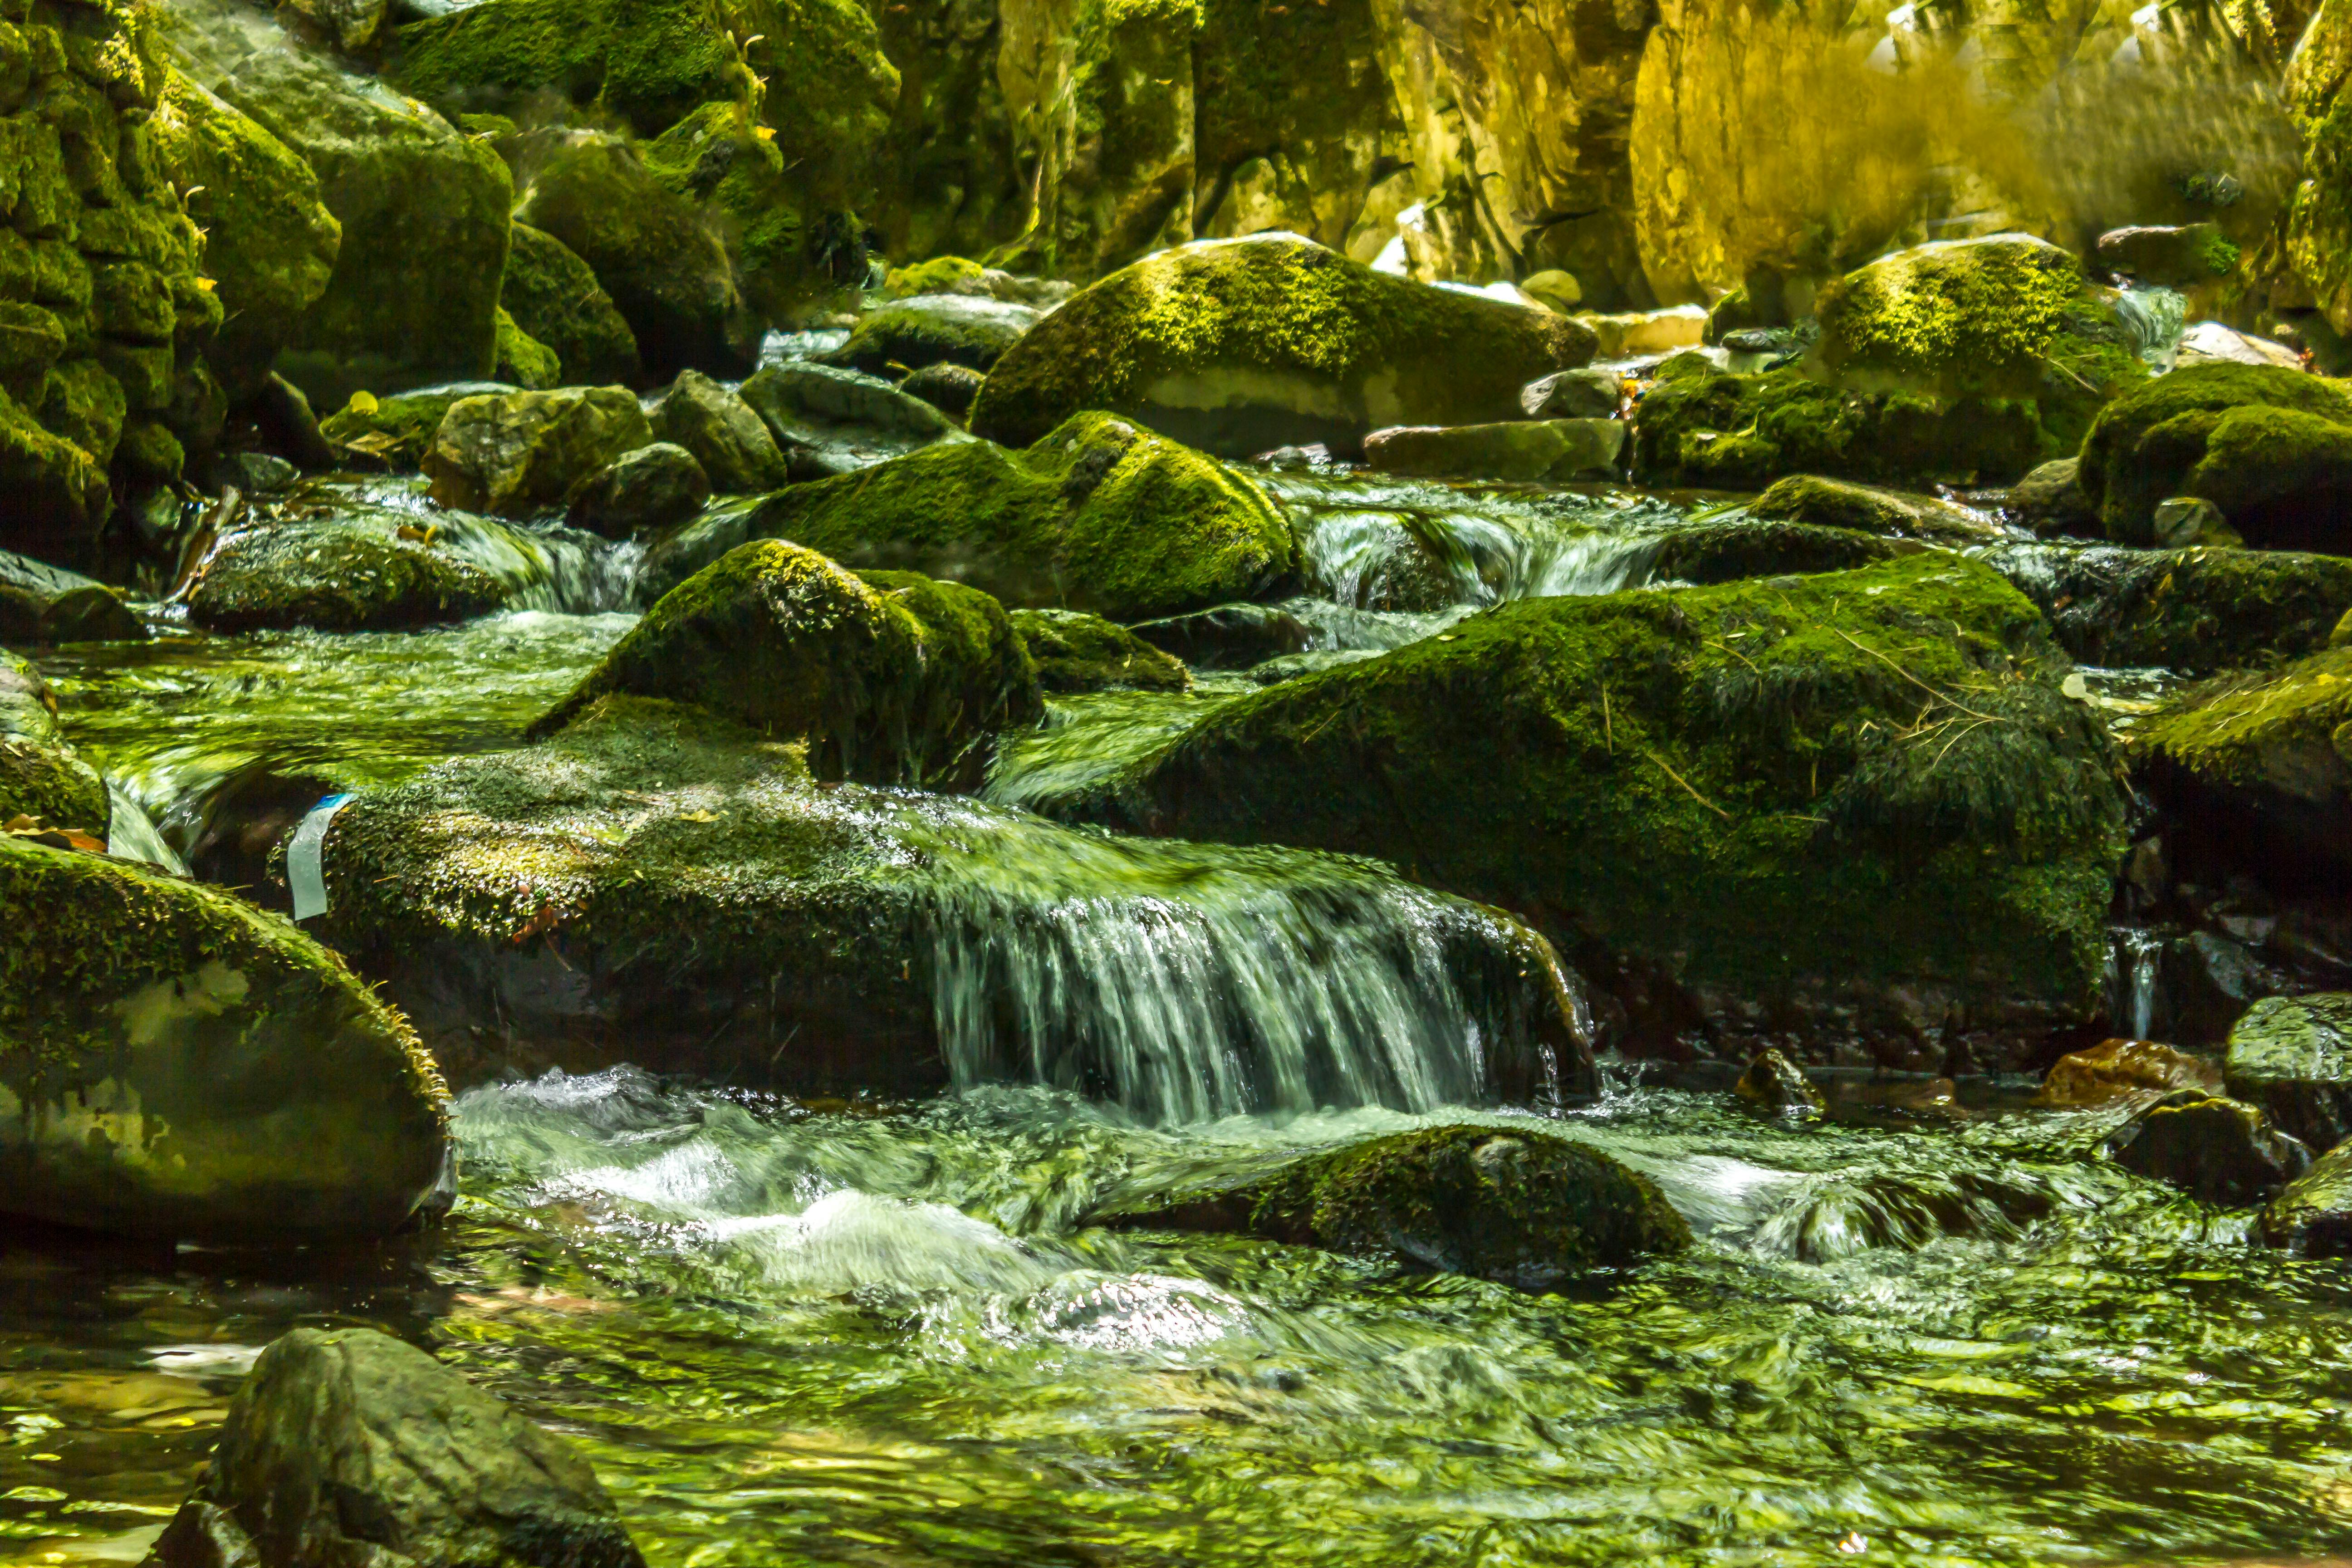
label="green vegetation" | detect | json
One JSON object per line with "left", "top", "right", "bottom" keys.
{"left": 1009, "top": 608, "right": 1189, "bottom": 694}
{"left": 187, "top": 515, "right": 510, "bottom": 631}
{"left": 1812, "top": 235, "right": 2085, "bottom": 398}
{"left": 2078, "top": 363, "right": 2352, "bottom": 542}
{"left": 500, "top": 224, "right": 639, "bottom": 388}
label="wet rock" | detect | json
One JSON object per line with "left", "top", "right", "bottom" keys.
{"left": 1242, "top": 648, "right": 1383, "bottom": 685}
{"left": 1735, "top": 1048, "right": 1824, "bottom": 1117}
{"left": 1984, "top": 543, "right": 2352, "bottom": 673}
{"left": 738, "top": 361, "right": 958, "bottom": 451}
{"left": 2225, "top": 993, "right": 2352, "bottom": 1151}
{"left": 1747, "top": 474, "right": 2003, "bottom": 545}
{"left": 0, "top": 550, "right": 145, "bottom": 645}
{"left": 2004, "top": 458, "right": 2099, "bottom": 539}
{"left": 1098, "top": 1124, "right": 1690, "bottom": 1289}
{"left": 0, "top": 648, "right": 107, "bottom": 832}
{"left": 1106, "top": 553, "right": 2131, "bottom": 1071}
{"left": 2258, "top": 1137, "right": 2352, "bottom": 1258}
{"left": 901, "top": 362, "right": 984, "bottom": 421}
{"left": 565, "top": 442, "right": 710, "bottom": 538}
{"left": 492, "top": 308, "right": 561, "bottom": 390}
{"left": 2096, "top": 224, "right": 2239, "bottom": 288}
{"left": 1128, "top": 603, "right": 1314, "bottom": 669}
{"left": 648, "top": 370, "right": 791, "bottom": 492}
{"left": 2035, "top": 1038, "right": 2222, "bottom": 1107}
{"left": 2134, "top": 647, "right": 2352, "bottom": 882}
{"left": 147, "top": 1327, "right": 642, "bottom": 1568}
{"left": 424, "top": 385, "right": 653, "bottom": 517}
{"left": 2175, "top": 322, "right": 2303, "bottom": 371}
{"left": 1521, "top": 368, "right": 1620, "bottom": 419}
{"left": 641, "top": 412, "right": 1294, "bottom": 623}
{"left": 2152, "top": 496, "right": 2243, "bottom": 549}
{"left": 970, "top": 235, "right": 1598, "bottom": 458}
{"left": 2077, "top": 363, "right": 2352, "bottom": 550}
{"left": 250, "top": 373, "right": 340, "bottom": 473}
{"left": 1646, "top": 520, "right": 1909, "bottom": 585}
{"left": 2106, "top": 1090, "right": 2308, "bottom": 1205}
{"left": 1363, "top": 419, "right": 1624, "bottom": 482}
{"left": 1009, "top": 608, "right": 1188, "bottom": 695}
{"left": 820, "top": 294, "right": 1039, "bottom": 377}
{"left": 186, "top": 511, "right": 511, "bottom": 632}
{"left": 499, "top": 224, "right": 639, "bottom": 390}
{"left": 0, "top": 390, "right": 114, "bottom": 570}
{"left": 210, "top": 451, "right": 300, "bottom": 495}
{"left": 279, "top": 0, "right": 391, "bottom": 55}
{"left": 0, "top": 833, "right": 450, "bottom": 1240}
{"left": 1574, "top": 305, "right": 1707, "bottom": 359}
{"left": 318, "top": 381, "right": 514, "bottom": 470}
{"left": 537, "top": 539, "right": 1042, "bottom": 790}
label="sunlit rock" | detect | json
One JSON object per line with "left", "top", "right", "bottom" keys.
{"left": 1363, "top": 419, "right": 1623, "bottom": 483}
{"left": 424, "top": 385, "right": 653, "bottom": 518}
{"left": 2225, "top": 994, "right": 2352, "bottom": 1150}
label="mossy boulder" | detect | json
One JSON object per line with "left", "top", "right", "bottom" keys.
{"left": 0, "top": 648, "right": 107, "bottom": 832}
{"left": 491, "top": 308, "right": 560, "bottom": 389}
{"left": 2224, "top": 993, "right": 2352, "bottom": 1151}
{"left": 0, "top": 833, "right": 451, "bottom": 1240}
{"left": 647, "top": 368, "right": 789, "bottom": 491}
{"left": 1098, "top": 1123, "right": 1690, "bottom": 1289}
{"left": 1748, "top": 475, "right": 2002, "bottom": 546}
{"left": 537, "top": 540, "right": 1042, "bottom": 789}
{"left": 149, "top": 70, "right": 342, "bottom": 398}
{"left": 643, "top": 412, "right": 1294, "bottom": 622}
{"left": 1646, "top": 520, "right": 1909, "bottom": 586}
{"left": 902, "top": 361, "right": 984, "bottom": 421}
{"left": 735, "top": 361, "right": 959, "bottom": 467}
{"left": 512, "top": 134, "right": 751, "bottom": 381}
{"left": 1105, "top": 553, "right": 2131, "bottom": 1070}
{"left": 819, "top": 294, "right": 1039, "bottom": 377}
{"left": 1362, "top": 419, "right": 1624, "bottom": 483}
{"left": 2005, "top": 457, "right": 2099, "bottom": 539}
{"left": 564, "top": 441, "right": 709, "bottom": 538}
{"left": 423, "top": 384, "right": 653, "bottom": 517}
{"left": 499, "top": 224, "right": 639, "bottom": 389}
{"left": 2133, "top": 647, "right": 2352, "bottom": 882}
{"left": 641, "top": 103, "right": 860, "bottom": 326}
{"left": 318, "top": 381, "right": 513, "bottom": 470}
{"left": 1808, "top": 235, "right": 2089, "bottom": 400}
{"left": 2106, "top": 1089, "right": 2309, "bottom": 1206}
{"left": 1009, "top": 607, "right": 1188, "bottom": 694}
{"left": 969, "top": 235, "right": 1599, "bottom": 457}
{"left": 186, "top": 511, "right": 511, "bottom": 631}
{"left": 150, "top": 1328, "right": 644, "bottom": 1568}
{"left": 0, "top": 386, "right": 111, "bottom": 566}
{"left": 1986, "top": 543, "right": 2352, "bottom": 673}
{"left": 2077, "top": 365, "right": 2352, "bottom": 551}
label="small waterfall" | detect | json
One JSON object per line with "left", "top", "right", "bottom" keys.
{"left": 2104, "top": 926, "right": 2167, "bottom": 1040}
{"left": 907, "top": 803, "right": 1582, "bottom": 1124}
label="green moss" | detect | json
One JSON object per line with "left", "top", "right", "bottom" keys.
{"left": 2078, "top": 363, "right": 2352, "bottom": 541}
{"left": 319, "top": 384, "right": 497, "bottom": 470}
{"left": 186, "top": 514, "right": 510, "bottom": 632}
{"left": 536, "top": 539, "right": 1043, "bottom": 789}
{"left": 737, "top": 411, "right": 1295, "bottom": 621}
{"left": 0, "top": 648, "right": 107, "bottom": 828}
{"left": 491, "top": 306, "right": 560, "bottom": 389}
{"left": 2134, "top": 644, "right": 2352, "bottom": 790}
{"left": 1647, "top": 520, "right": 1906, "bottom": 585}
{"left": 884, "top": 256, "right": 985, "bottom": 298}
{"left": 969, "top": 236, "right": 1598, "bottom": 452}
{"left": 0, "top": 385, "right": 108, "bottom": 561}
{"left": 1812, "top": 235, "right": 2085, "bottom": 398}
{"left": 643, "top": 103, "right": 851, "bottom": 324}
{"left": 2015, "top": 544, "right": 2352, "bottom": 671}
{"left": 1008, "top": 607, "right": 1189, "bottom": 694}
{"left": 499, "top": 223, "right": 638, "bottom": 388}
{"left": 1748, "top": 474, "right": 1997, "bottom": 544}
{"left": 1108, "top": 554, "right": 2128, "bottom": 1058}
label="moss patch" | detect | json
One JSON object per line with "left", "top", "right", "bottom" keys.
{"left": 500, "top": 224, "right": 638, "bottom": 389}
{"left": 2078, "top": 363, "right": 2352, "bottom": 543}
{"left": 1811, "top": 235, "right": 2086, "bottom": 399}
{"left": 1009, "top": 607, "right": 1188, "bottom": 694}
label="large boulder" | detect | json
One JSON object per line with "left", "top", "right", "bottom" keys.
{"left": 2134, "top": 647, "right": 2352, "bottom": 883}
{"left": 1985, "top": 543, "right": 2352, "bottom": 674}
{"left": 1808, "top": 235, "right": 2097, "bottom": 399}
{"left": 0, "top": 549, "right": 146, "bottom": 645}
{"left": 2106, "top": 1090, "right": 2310, "bottom": 1206}
{"left": 185, "top": 511, "right": 513, "bottom": 632}
{"left": 648, "top": 369, "right": 790, "bottom": 491}
{"left": 536, "top": 540, "right": 1041, "bottom": 789}
{"left": 147, "top": 1328, "right": 643, "bottom": 1568}
{"left": 1096, "top": 1123, "right": 1690, "bottom": 1289}
{"left": 1747, "top": 475, "right": 2002, "bottom": 546}
{"left": 1100, "top": 553, "right": 2131, "bottom": 1071}
{"left": 423, "top": 385, "right": 653, "bottom": 517}
{"left": 2225, "top": 994, "right": 2352, "bottom": 1151}
{"left": 0, "top": 648, "right": 108, "bottom": 831}
{"left": 640, "top": 412, "right": 1295, "bottom": 622}
{"left": 820, "top": 294, "right": 1039, "bottom": 377}
{"left": 499, "top": 224, "right": 639, "bottom": 389}
{"left": 318, "top": 381, "right": 514, "bottom": 470}
{"left": 969, "top": 235, "right": 1599, "bottom": 457}
{"left": 0, "top": 833, "right": 450, "bottom": 1240}
{"left": 2076, "top": 364, "right": 2352, "bottom": 549}
{"left": 511, "top": 134, "right": 752, "bottom": 380}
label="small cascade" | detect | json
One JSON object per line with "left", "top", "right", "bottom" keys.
{"left": 2104, "top": 925, "right": 2168, "bottom": 1040}
{"left": 907, "top": 802, "right": 1584, "bottom": 1124}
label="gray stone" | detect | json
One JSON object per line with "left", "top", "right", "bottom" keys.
{"left": 2096, "top": 224, "right": 2238, "bottom": 289}
{"left": 566, "top": 441, "right": 710, "bottom": 538}
{"left": 819, "top": 293, "right": 1039, "bottom": 376}
{"left": 2153, "top": 495, "right": 2244, "bottom": 549}
{"left": 1520, "top": 368, "right": 1619, "bottom": 419}
{"left": 2226, "top": 994, "right": 2352, "bottom": 1152}
{"left": 1363, "top": 418, "right": 1623, "bottom": 482}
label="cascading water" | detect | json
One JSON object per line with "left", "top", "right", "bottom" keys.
{"left": 2104, "top": 925, "right": 2168, "bottom": 1040}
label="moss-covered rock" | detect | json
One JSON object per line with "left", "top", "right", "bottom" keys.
{"left": 1362, "top": 419, "right": 1624, "bottom": 483}
{"left": 1987, "top": 543, "right": 2352, "bottom": 673}
{"left": 1735, "top": 1048, "right": 1824, "bottom": 1117}
{"left": 491, "top": 308, "right": 559, "bottom": 389}
{"left": 1632, "top": 360, "right": 2071, "bottom": 490}
{"left": 646, "top": 411, "right": 1294, "bottom": 622}
{"left": 2259, "top": 1135, "right": 2352, "bottom": 1258}
{"left": 641, "top": 103, "right": 859, "bottom": 327}
{"left": 2133, "top": 647, "right": 2352, "bottom": 882}
{"left": 0, "top": 548, "right": 145, "bottom": 645}
{"left": 149, "top": 70, "right": 340, "bottom": 400}
{"left": 969, "top": 235, "right": 1599, "bottom": 457}
{"left": 901, "top": 361, "right": 983, "bottom": 421}
{"left": 2004, "top": 457, "right": 2099, "bottom": 539}
{"left": 1098, "top": 1123, "right": 1690, "bottom": 1288}
{"left": 499, "top": 224, "right": 638, "bottom": 390}
{"left": 2106, "top": 1089, "right": 2309, "bottom": 1206}
{"left": 0, "top": 833, "right": 450, "bottom": 1240}
{"left": 537, "top": 539, "right": 1040, "bottom": 789}
{"left": 1008, "top": 607, "right": 1188, "bottom": 694}
{"left": 2224, "top": 993, "right": 2352, "bottom": 1151}
{"left": 1748, "top": 474, "right": 2002, "bottom": 545}
{"left": 1808, "top": 235, "right": 2088, "bottom": 399}
{"left": 318, "top": 381, "right": 512, "bottom": 470}
{"left": 820, "top": 294, "right": 1039, "bottom": 377}
{"left": 424, "top": 384, "right": 653, "bottom": 517}
{"left": 2096, "top": 223, "right": 2240, "bottom": 289}
{"left": 512, "top": 133, "right": 751, "bottom": 381}
{"left": 647, "top": 368, "right": 789, "bottom": 491}
{"left": 186, "top": 511, "right": 511, "bottom": 632}
{"left": 0, "top": 647, "right": 107, "bottom": 832}
{"left": 735, "top": 360, "right": 959, "bottom": 458}
{"left": 2077, "top": 363, "right": 2352, "bottom": 547}
{"left": 1646, "top": 520, "right": 1909, "bottom": 586}
{"left": 564, "top": 441, "right": 708, "bottom": 537}
{"left": 0, "top": 385, "right": 111, "bottom": 566}
{"left": 1105, "top": 553, "right": 2130, "bottom": 1070}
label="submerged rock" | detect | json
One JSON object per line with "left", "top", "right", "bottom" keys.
{"left": 648, "top": 370, "right": 791, "bottom": 492}
{"left": 0, "top": 550, "right": 145, "bottom": 645}
{"left": 538, "top": 540, "right": 1041, "bottom": 790}
{"left": 148, "top": 1327, "right": 642, "bottom": 1568}
{"left": 1362, "top": 419, "right": 1624, "bottom": 482}
{"left": 186, "top": 510, "right": 511, "bottom": 632}
{"left": 565, "top": 441, "right": 710, "bottom": 538}
{"left": 2258, "top": 1137, "right": 2352, "bottom": 1258}
{"left": 1735, "top": 1048, "right": 1825, "bottom": 1118}
{"left": 1101, "top": 554, "right": 2130, "bottom": 1071}
{"left": 1098, "top": 1124, "right": 1690, "bottom": 1289}
{"left": 1986, "top": 543, "right": 2352, "bottom": 673}
{"left": 2225, "top": 994, "right": 2352, "bottom": 1151}
{"left": 424, "top": 385, "right": 653, "bottom": 517}
{"left": 820, "top": 294, "right": 1039, "bottom": 376}
{"left": 1009, "top": 608, "right": 1188, "bottom": 695}
{"left": 1746, "top": 475, "right": 2002, "bottom": 545}
{"left": 0, "top": 834, "right": 450, "bottom": 1240}
{"left": 970, "top": 235, "right": 1598, "bottom": 457}
{"left": 2106, "top": 1090, "right": 2308, "bottom": 1205}
{"left": 640, "top": 412, "right": 1294, "bottom": 622}
{"left": 2036, "top": 1038, "right": 2222, "bottom": 1107}
{"left": 736, "top": 361, "right": 960, "bottom": 469}
{"left": 0, "top": 649, "right": 108, "bottom": 832}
